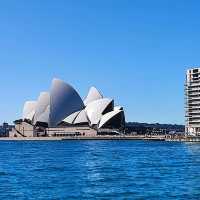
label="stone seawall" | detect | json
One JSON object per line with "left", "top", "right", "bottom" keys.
{"left": 0, "top": 135, "right": 166, "bottom": 141}
{"left": 1, "top": 135, "right": 200, "bottom": 142}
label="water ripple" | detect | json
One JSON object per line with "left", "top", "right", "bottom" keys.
{"left": 0, "top": 141, "right": 199, "bottom": 199}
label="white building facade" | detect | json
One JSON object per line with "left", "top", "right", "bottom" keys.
{"left": 185, "top": 68, "right": 200, "bottom": 136}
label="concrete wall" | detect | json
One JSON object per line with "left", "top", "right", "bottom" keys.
{"left": 9, "top": 128, "right": 24, "bottom": 137}
{"left": 47, "top": 126, "right": 97, "bottom": 137}
{"left": 10, "top": 122, "right": 98, "bottom": 138}
{"left": 14, "top": 122, "right": 34, "bottom": 137}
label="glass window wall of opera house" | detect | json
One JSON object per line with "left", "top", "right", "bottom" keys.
{"left": 10, "top": 79, "right": 125, "bottom": 137}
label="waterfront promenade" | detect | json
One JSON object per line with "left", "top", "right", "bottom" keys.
{"left": 0, "top": 135, "right": 165, "bottom": 141}
{"left": 1, "top": 134, "right": 200, "bottom": 142}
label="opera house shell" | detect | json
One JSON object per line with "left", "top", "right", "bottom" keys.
{"left": 21, "top": 78, "right": 125, "bottom": 132}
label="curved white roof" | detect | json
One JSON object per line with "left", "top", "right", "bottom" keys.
{"left": 23, "top": 101, "right": 37, "bottom": 121}
{"left": 49, "top": 79, "right": 84, "bottom": 127}
{"left": 98, "top": 110, "right": 123, "bottom": 129}
{"left": 33, "top": 92, "right": 50, "bottom": 124}
{"left": 85, "top": 98, "right": 113, "bottom": 125}
{"left": 73, "top": 109, "right": 88, "bottom": 124}
{"left": 84, "top": 87, "right": 103, "bottom": 106}
{"left": 114, "top": 106, "right": 123, "bottom": 111}
{"left": 63, "top": 110, "right": 80, "bottom": 124}
{"left": 35, "top": 105, "right": 50, "bottom": 124}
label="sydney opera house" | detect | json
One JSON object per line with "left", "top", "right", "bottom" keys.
{"left": 10, "top": 79, "right": 125, "bottom": 137}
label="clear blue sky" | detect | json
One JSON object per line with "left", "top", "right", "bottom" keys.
{"left": 0, "top": 0, "right": 199, "bottom": 125}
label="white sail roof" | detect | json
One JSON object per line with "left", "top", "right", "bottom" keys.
{"left": 73, "top": 109, "right": 88, "bottom": 124}
{"left": 98, "top": 110, "right": 123, "bottom": 129}
{"left": 23, "top": 101, "right": 37, "bottom": 121}
{"left": 36, "top": 105, "right": 50, "bottom": 124}
{"left": 49, "top": 79, "right": 84, "bottom": 127}
{"left": 21, "top": 78, "right": 125, "bottom": 130}
{"left": 85, "top": 98, "right": 113, "bottom": 125}
{"left": 84, "top": 87, "right": 103, "bottom": 106}
{"left": 33, "top": 92, "right": 50, "bottom": 124}
{"left": 114, "top": 106, "right": 123, "bottom": 111}
{"left": 63, "top": 110, "right": 80, "bottom": 124}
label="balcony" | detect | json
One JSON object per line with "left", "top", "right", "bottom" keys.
{"left": 187, "top": 97, "right": 200, "bottom": 101}
{"left": 189, "top": 122, "right": 200, "bottom": 125}
{"left": 186, "top": 90, "right": 200, "bottom": 93}
{"left": 188, "top": 118, "right": 200, "bottom": 122}
{"left": 187, "top": 110, "right": 200, "bottom": 114}
{"left": 186, "top": 81, "right": 200, "bottom": 86}
{"left": 186, "top": 107, "right": 200, "bottom": 110}
{"left": 187, "top": 94, "right": 200, "bottom": 98}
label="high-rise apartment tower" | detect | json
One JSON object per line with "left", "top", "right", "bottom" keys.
{"left": 185, "top": 68, "right": 200, "bottom": 135}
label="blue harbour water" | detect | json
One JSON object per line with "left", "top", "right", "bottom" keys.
{"left": 0, "top": 141, "right": 200, "bottom": 200}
